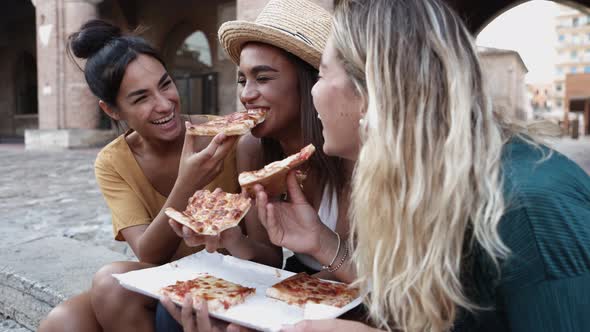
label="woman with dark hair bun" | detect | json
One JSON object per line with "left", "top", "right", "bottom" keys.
{"left": 38, "top": 19, "right": 242, "bottom": 332}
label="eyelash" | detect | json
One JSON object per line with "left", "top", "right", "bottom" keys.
{"left": 236, "top": 76, "right": 271, "bottom": 85}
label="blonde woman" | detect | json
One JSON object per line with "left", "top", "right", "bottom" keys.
{"left": 264, "top": 0, "right": 590, "bottom": 331}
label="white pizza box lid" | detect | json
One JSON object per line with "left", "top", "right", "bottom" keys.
{"left": 112, "top": 251, "right": 362, "bottom": 331}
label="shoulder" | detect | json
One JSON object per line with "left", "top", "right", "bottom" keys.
{"left": 236, "top": 133, "right": 263, "bottom": 172}
{"left": 494, "top": 138, "right": 590, "bottom": 286}
{"left": 95, "top": 134, "right": 129, "bottom": 170}
{"left": 501, "top": 137, "right": 590, "bottom": 196}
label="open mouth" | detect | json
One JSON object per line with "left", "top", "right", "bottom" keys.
{"left": 151, "top": 112, "right": 175, "bottom": 125}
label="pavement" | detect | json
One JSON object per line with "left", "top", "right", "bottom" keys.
{"left": 0, "top": 136, "right": 589, "bottom": 331}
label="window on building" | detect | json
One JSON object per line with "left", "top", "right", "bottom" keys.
{"left": 557, "top": 100, "right": 563, "bottom": 108}
{"left": 573, "top": 34, "right": 580, "bottom": 44}
{"left": 571, "top": 50, "right": 578, "bottom": 59}
{"left": 571, "top": 66, "right": 578, "bottom": 73}
{"left": 584, "top": 66, "right": 590, "bottom": 73}
{"left": 573, "top": 17, "right": 580, "bottom": 27}
{"left": 559, "top": 34, "right": 565, "bottom": 42}
{"left": 556, "top": 83, "right": 563, "bottom": 91}
{"left": 557, "top": 67, "right": 564, "bottom": 75}
{"left": 172, "top": 30, "right": 217, "bottom": 115}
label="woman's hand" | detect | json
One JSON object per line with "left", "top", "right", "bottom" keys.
{"left": 161, "top": 296, "right": 251, "bottom": 332}
{"left": 281, "top": 319, "right": 378, "bottom": 332}
{"left": 177, "top": 122, "right": 238, "bottom": 190}
{"left": 254, "top": 171, "right": 335, "bottom": 256}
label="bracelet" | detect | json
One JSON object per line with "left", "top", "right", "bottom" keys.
{"left": 321, "top": 231, "right": 341, "bottom": 270}
{"left": 328, "top": 242, "right": 348, "bottom": 273}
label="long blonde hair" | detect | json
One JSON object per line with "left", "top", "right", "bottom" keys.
{"left": 333, "top": 0, "right": 548, "bottom": 331}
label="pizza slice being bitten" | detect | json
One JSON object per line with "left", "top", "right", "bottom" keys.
{"left": 165, "top": 189, "right": 251, "bottom": 236}
{"left": 186, "top": 109, "right": 267, "bottom": 136}
{"left": 238, "top": 144, "right": 316, "bottom": 197}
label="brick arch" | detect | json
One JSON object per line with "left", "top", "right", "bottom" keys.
{"left": 445, "top": 0, "right": 590, "bottom": 34}
{"left": 160, "top": 21, "right": 215, "bottom": 70}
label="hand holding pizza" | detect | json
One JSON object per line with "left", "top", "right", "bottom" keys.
{"left": 161, "top": 296, "right": 252, "bottom": 332}
{"left": 177, "top": 122, "right": 238, "bottom": 191}
{"left": 255, "top": 171, "right": 333, "bottom": 257}
{"left": 168, "top": 218, "right": 243, "bottom": 253}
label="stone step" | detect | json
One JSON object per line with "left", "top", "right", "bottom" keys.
{"left": 0, "top": 316, "right": 31, "bottom": 332}
{"left": 0, "top": 233, "right": 128, "bottom": 331}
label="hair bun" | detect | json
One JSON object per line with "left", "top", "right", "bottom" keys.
{"left": 69, "top": 19, "right": 122, "bottom": 59}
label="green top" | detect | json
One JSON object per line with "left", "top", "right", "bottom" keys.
{"left": 456, "top": 138, "right": 590, "bottom": 332}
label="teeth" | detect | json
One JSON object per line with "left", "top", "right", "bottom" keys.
{"left": 152, "top": 113, "right": 174, "bottom": 124}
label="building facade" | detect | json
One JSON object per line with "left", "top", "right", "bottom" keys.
{"left": 564, "top": 73, "right": 590, "bottom": 136}
{"left": 0, "top": 0, "right": 332, "bottom": 148}
{"left": 555, "top": 3, "right": 590, "bottom": 135}
{"left": 479, "top": 47, "right": 530, "bottom": 121}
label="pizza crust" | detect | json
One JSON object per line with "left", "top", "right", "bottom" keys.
{"left": 239, "top": 144, "right": 316, "bottom": 197}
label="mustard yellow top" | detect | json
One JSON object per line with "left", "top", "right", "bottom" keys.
{"left": 94, "top": 132, "right": 239, "bottom": 241}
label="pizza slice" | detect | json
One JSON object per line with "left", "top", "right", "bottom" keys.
{"left": 238, "top": 144, "right": 316, "bottom": 197}
{"left": 165, "top": 189, "right": 251, "bottom": 236}
{"left": 186, "top": 109, "right": 267, "bottom": 136}
{"left": 159, "top": 273, "right": 256, "bottom": 312}
{"left": 265, "top": 272, "right": 359, "bottom": 308}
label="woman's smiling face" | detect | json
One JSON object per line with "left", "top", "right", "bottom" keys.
{"left": 237, "top": 43, "right": 301, "bottom": 140}
{"left": 114, "top": 54, "right": 182, "bottom": 141}
{"left": 312, "top": 37, "right": 364, "bottom": 161}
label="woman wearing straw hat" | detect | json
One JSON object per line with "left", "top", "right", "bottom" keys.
{"left": 158, "top": 0, "right": 357, "bottom": 330}
{"left": 165, "top": 0, "right": 353, "bottom": 281}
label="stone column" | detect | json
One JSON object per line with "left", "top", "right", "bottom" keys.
{"left": 28, "top": 0, "right": 114, "bottom": 149}
{"left": 63, "top": 0, "right": 104, "bottom": 129}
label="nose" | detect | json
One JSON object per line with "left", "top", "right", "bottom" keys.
{"left": 154, "top": 92, "right": 172, "bottom": 112}
{"left": 239, "top": 81, "right": 260, "bottom": 104}
{"left": 311, "top": 80, "right": 319, "bottom": 101}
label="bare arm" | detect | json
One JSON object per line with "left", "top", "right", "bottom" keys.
{"left": 125, "top": 131, "right": 238, "bottom": 264}
{"left": 255, "top": 172, "right": 357, "bottom": 283}
{"left": 167, "top": 134, "right": 283, "bottom": 267}
{"left": 221, "top": 134, "right": 283, "bottom": 267}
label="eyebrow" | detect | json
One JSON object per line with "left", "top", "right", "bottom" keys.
{"left": 126, "top": 73, "right": 170, "bottom": 99}
{"left": 238, "top": 65, "right": 279, "bottom": 76}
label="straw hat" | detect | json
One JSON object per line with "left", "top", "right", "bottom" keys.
{"left": 218, "top": 0, "right": 331, "bottom": 69}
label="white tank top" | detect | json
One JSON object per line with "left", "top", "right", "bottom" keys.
{"left": 294, "top": 185, "right": 338, "bottom": 271}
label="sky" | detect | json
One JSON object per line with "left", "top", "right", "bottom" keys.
{"left": 476, "top": 0, "right": 559, "bottom": 85}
